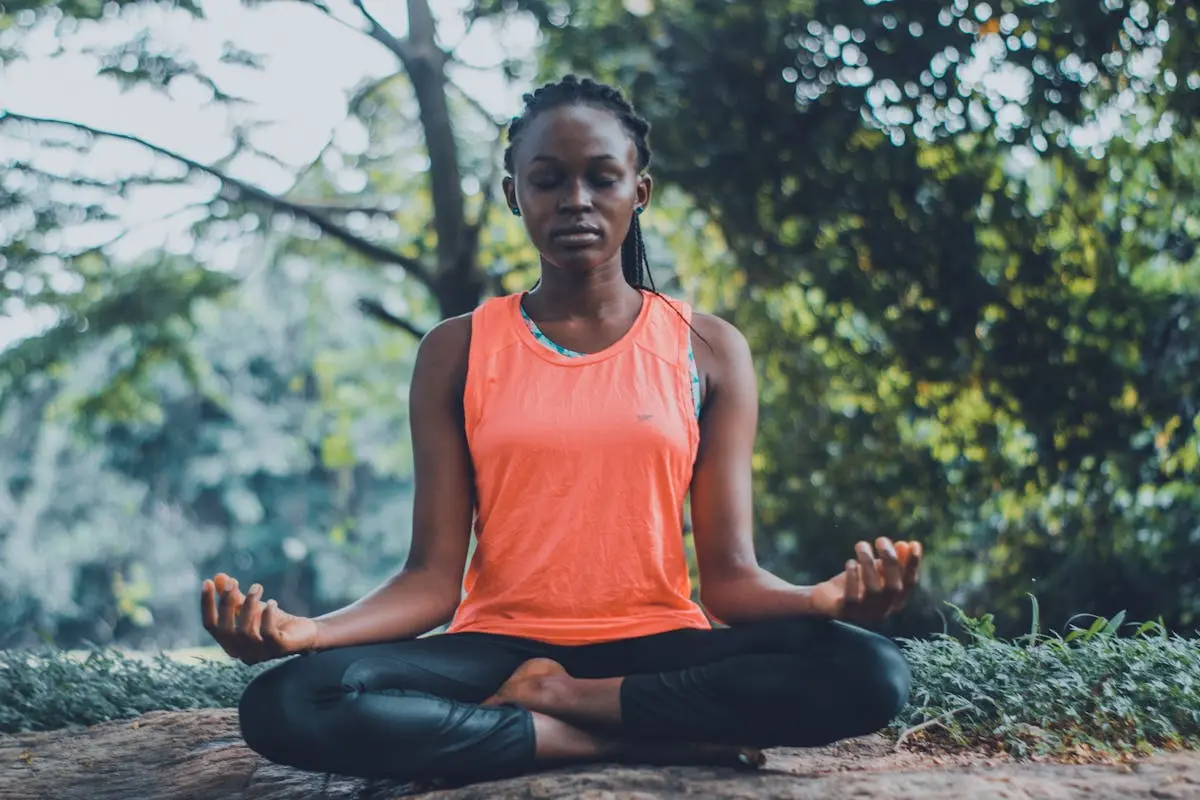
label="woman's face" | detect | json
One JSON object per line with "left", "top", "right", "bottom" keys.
{"left": 504, "top": 105, "right": 652, "bottom": 273}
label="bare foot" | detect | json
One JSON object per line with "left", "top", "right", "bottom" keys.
{"left": 482, "top": 658, "right": 569, "bottom": 708}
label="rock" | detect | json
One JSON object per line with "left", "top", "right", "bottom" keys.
{"left": 2, "top": 709, "right": 1199, "bottom": 800}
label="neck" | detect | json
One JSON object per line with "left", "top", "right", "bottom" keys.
{"left": 529, "top": 258, "right": 642, "bottom": 320}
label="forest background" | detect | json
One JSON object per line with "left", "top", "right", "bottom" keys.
{"left": 1, "top": 0, "right": 1198, "bottom": 654}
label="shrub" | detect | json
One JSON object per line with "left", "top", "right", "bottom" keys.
{"left": 892, "top": 601, "right": 1200, "bottom": 759}
{"left": 0, "top": 649, "right": 265, "bottom": 734}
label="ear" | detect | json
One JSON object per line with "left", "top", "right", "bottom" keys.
{"left": 502, "top": 176, "right": 518, "bottom": 214}
{"left": 636, "top": 173, "right": 653, "bottom": 213}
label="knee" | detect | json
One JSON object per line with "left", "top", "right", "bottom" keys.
{"left": 770, "top": 617, "right": 912, "bottom": 723}
{"left": 238, "top": 659, "right": 309, "bottom": 765}
{"left": 849, "top": 631, "right": 912, "bottom": 730}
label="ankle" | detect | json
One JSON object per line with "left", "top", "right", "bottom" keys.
{"left": 524, "top": 672, "right": 577, "bottom": 712}
{"left": 531, "top": 711, "right": 621, "bottom": 762}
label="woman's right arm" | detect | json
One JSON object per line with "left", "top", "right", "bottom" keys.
{"left": 307, "top": 314, "right": 476, "bottom": 650}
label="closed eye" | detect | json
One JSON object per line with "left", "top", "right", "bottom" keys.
{"left": 529, "top": 176, "right": 619, "bottom": 191}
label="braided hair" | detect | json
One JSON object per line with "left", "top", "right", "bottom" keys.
{"left": 504, "top": 75, "right": 656, "bottom": 292}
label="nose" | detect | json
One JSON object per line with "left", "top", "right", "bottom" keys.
{"left": 558, "top": 178, "right": 593, "bottom": 212}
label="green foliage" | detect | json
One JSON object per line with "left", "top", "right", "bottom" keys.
{"left": 0, "top": 649, "right": 264, "bottom": 734}
{"left": 0, "top": 261, "right": 237, "bottom": 415}
{"left": 1, "top": 1, "right": 202, "bottom": 27}
{"left": 499, "top": 0, "right": 1200, "bottom": 635}
{"left": 0, "top": 258, "right": 421, "bottom": 649}
{"left": 3, "top": 0, "right": 1200, "bottom": 655}
{"left": 894, "top": 603, "right": 1200, "bottom": 759}
{"left": 0, "top": 0, "right": 519, "bottom": 649}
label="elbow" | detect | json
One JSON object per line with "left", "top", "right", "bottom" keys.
{"left": 389, "top": 566, "right": 463, "bottom": 623}
{"left": 700, "top": 593, "right": 750, "bottom": 626}
{"left": 698, "top": 570, "right": 754, "bottom": 625}
{"left": 433, "top": 593, "right": 461, "bottom": 624}
{"left": 437, "top": 576, "right": 466, "bottom": 619}
{"left": 700, "top": 595, "right": 732, "bottom": 626}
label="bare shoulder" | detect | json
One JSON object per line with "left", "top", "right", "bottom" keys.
{"left": 690, "top": 311, "right": 753, "bottom": 380}
{"left": 414, "top": 313, "right": 472, "bottom": 374}
{"left": 419, "top": 313, "right": 472, "bottom": 358}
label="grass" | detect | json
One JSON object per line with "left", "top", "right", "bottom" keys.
{"left": 0, "top": 647, "right": 264, "bottom": 735}
{"left": 2, "top": 601, "right": 1198, "bottom": 762}
{"left": 891, "top": 600, "right": 1200, "bottom": 761}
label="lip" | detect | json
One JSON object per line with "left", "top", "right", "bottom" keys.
{"left": 550, "top": 225, "right": 602, "bottom": 249}
{"left": 550, "top": 224, "right": 602, "bottom": 239}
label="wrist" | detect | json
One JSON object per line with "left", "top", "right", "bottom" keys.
{"left": 805, "top": 580, "right": 842, "bottom": 620}
{"left": 310, "top": 617, "right": 330, "bottom": 652}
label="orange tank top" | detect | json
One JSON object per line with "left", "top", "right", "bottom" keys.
{"left": 446, "top": 290, "right": 713, "bottom": 645}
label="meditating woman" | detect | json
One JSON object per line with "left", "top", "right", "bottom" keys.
{"left": 200, "top": 75, "right": 923, "bottom": 784}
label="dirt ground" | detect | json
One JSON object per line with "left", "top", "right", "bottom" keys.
{"left": 2, "top": 709, "right": 1199, "bottom": 800}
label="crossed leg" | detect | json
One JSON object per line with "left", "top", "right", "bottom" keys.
{"left": 488, "top": 616, "right": 911, "bottom": 749}
{"left": 237, "top": 616, "right": 910, "bottom": 783}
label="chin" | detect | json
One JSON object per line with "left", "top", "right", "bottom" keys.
{"left": 544, "top": 244, "right": 618, "bottom": 273}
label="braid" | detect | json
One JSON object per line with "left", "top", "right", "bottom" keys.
{"left": 620, "top": 210, "right": 655, "bottom": 292}
{"left": 505, "top": 75, "right": 655, "bottom": 291}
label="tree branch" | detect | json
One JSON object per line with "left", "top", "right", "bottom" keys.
{"left": 285, "top": 199, "right": 400, "bottom": 216}
{"left": 350, "top": 0, "right": 414, "bottom": 63}
{"left": 461, "top": 113, "right": 506, "bottom": 265}
{"left": 290, "top": 0, "right": 377, "bottom": 44}
{"left": 448, "top": 78, "right": 507, "bottom": 127}
{"left": 396, "top": 0, "right": 467, "bottom": 278}
{"left": 345, "top": 1, "right": 467, "bottom": 282}
{"left": 348, "top": 71, "right": 407, "bottom": 116}
{"left": 355, "top": 297, "right": 427, "bottom": 340}
{"left": 0, "top": 111, "right": 434, "bottom": 287}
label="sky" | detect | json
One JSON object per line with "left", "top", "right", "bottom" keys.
{"left": 0, "top": 0, "right": 539, "bottom": 350}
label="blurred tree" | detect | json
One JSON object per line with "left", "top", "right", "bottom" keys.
{"left": 483, "top": 0, "right": 1200, "bottom": 632}
{"left": 0, "top": 251, "right": 423, "bottom": 648}
{"left": 1, "top": 0, "right": 537, "bottom": 402}
{"left": 0, "top": 0, "right": 709, "bottom": 646}
{"left": 0, "top": 0, "right": 545, "bottom": 646}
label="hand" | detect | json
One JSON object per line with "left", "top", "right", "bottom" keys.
{"left": 810, "top": 538, "right": 923, "bottom": 624}
{"left": 200, "top": 573, "right": 319, "bottom": 665}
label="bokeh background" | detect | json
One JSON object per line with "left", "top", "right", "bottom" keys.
{"left": 1, "top": 0, "right": 1197, "bottom": 653}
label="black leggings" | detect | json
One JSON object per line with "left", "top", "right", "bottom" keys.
{"left": 238, "top": 616, "right": 910, "bottom": 782}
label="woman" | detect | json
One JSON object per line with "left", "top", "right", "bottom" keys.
{"left": 201, "top": 75, "right": 923, "bottom": 784}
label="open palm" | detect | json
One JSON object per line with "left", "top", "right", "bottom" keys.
{"left": 201, "top": 573, "right": 319, "bottom": 665}
{"left": 811, "top": 538, "right": 922, "bottom": 623}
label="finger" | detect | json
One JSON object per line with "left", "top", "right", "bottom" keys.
{"left": 855, "top": 541, "right": 883, "bottom": 593}
{"left": 903, "top": 541, "right": 924, "bottom": 587}
{"left": 216, "top": 574, "right": 247, "bottom": 608}
{"left": 237, "top": 584, "right": 265, "bottom": 642}
{"left": 217, "top": 578, "right": 241, "bottom": 634}
{"left": 200, "top": 579, "right": 219, "bottom": 631}
{"left": 875, "top": 537, "right": 905, "bottom": 593}
{"left": 844, "top": 560, "right": 862, "bottom": 605}
{"left": 895, "top": 541, "right": 912, "bottom": 566}
{"left": 261, "top": 600, "right": 282, "bottom": 654}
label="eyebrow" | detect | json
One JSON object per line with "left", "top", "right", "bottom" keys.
{"left": 529, "top": 154, "right": 621, "bottom": 164}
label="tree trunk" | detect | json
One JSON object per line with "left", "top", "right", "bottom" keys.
{"left": 4, "top": 709, "right": 1199, "bottom": 799}
{"left": 433, "top": 257, "right": 490, "bottom": 320}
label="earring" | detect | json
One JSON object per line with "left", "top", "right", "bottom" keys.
{"left": 511, "top": 207, "right": 521, "bottom": 216}
{"left": 634, "top": 206, "right": 644, "bottom": 215}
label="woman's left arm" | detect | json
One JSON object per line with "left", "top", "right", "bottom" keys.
{"left": 688, "top": 313, "right": 920, "bottom": 625}
{"left": 687, "top": 313, "right": 820, "bottom": 624}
